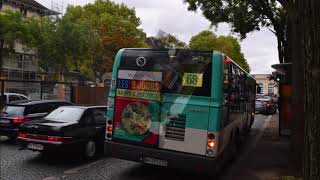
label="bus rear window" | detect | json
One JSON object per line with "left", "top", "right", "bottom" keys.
{"left": 119, "top": 49, "right": 212, "bottom": 97}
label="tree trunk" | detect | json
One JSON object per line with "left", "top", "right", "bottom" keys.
{"left": 0, "top": 40, "right": 4, "bottom": 78}
{"left": 275, "top": 30, "right": 286, "bottom": 64}
{"left": 296, "top": 0, "right": 320, "bottom": 179}
{"left": 288, "top": 5, "right": 305, "bottom": 177}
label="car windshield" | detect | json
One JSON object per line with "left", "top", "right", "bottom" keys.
{"left": 45, "top": 107, "right": 84, "bottom": 122}
{"left": 0, "top": 106, "right": 25, "bottom": 117}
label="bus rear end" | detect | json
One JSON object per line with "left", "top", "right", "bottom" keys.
{"left": 105, "top": 49, "right": 223, "bottom": 171}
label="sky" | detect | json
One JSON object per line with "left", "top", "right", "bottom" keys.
{"left": 37, "top": 0, "right": 279, "bottom": 74}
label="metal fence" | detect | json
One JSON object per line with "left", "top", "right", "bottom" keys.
{"left": 0, "top": 79, "right": 76, "bottom": 107}
{"left": 0, "top": 79, "right": 110, "bottom": 108}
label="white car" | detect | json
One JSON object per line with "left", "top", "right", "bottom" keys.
{"left": 1, "top": 93, "right": 31, "bottom": 104}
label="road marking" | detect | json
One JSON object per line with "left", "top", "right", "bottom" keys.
{"left": 253, "top": 115, "right": 272, "bottom": 146}
{"left": 243, "top": 115, "right": 273, "bottom": 157}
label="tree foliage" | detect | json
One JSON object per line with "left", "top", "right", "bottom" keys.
{"left": 26, "top": 17, "right": 65, "bottom": 74}
{"left": 189, "top": 30, "right": 250, "bottom": 72}
{"left": 184, "top": 0, "right": 289, "bottom": 63}
{"left": 26, "top": 0, "right": 147, "bottom": 83}
{"left": 146, "top": 33, "right": 187, "bottom": 49}
{"left": 0, "top": 11, "right": 29, "bottom": 75}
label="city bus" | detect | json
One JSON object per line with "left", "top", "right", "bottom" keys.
{"left": 105, "top": 48, "right": 256, "bottom": 172}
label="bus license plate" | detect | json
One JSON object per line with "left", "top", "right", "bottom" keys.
{"left": 27, "top": 143, "right": 44, "bottom": 151}
{"left": 143, "top": 157, "right": 168, "bottom": 167}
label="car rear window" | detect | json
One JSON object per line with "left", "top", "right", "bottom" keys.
{"left": 1, "top": 106, "right": 25, "bottom": 117}
{"left": 45, "top": 107, "right": 84, "bottom": 122}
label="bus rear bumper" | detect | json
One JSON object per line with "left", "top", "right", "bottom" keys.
{"left": 105, "top": 141, "right": 220, "bottom": 171}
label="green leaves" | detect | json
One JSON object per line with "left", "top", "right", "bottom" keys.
{"left": 189, "top": 30, "right": 250, "bottom": 72}
{"left": 22, "top": 0, "right": 147, "bottom": 83}
{"left": 184, "top": 0, "right": 285, "bottom": 38}
{"left": 0, "top": 10, "right": 28, "bottom": 56}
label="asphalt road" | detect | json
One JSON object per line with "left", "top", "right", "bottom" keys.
{"left": 0, "top": 114, "right": 270, "bottom": 180}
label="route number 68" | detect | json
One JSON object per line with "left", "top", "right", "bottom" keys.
{"left": 183, "top": 73, "right": 203, "bottom": 87}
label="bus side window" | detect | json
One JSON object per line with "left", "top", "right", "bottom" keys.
{"left": 223, "top": 62, "right": 231, "bottom": 127}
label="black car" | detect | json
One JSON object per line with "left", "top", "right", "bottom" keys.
{"left": 0, "top": 100, "right": 73, "bottom": 139}
{"left": 18, "top": 106, "right": 107, "bottom": 159}
{"left": 255, "top": 98, "right": 277, "bottom": 115}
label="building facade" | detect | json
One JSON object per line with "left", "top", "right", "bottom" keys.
{"left": 252, "top": 74, "right": 279, "bottom": 96}
{"left": 1, "top": 0, "right": 58, "bottom": 82}
{"left": 0, "top": 0, "right": 59, "bottom": 97}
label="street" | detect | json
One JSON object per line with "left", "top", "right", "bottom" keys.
{"left": 0, "top": 114, "right": 270, "bottom": 180}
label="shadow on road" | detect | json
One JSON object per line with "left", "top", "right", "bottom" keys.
{"left": 116, "top": 164, "right": 215, "bottom": 180}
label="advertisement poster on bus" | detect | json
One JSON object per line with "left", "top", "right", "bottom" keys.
{"left": 113, "top": 70, "right": 162, "bottom": 145}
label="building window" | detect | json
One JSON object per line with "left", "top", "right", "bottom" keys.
{"left": 268, "top": 83, "right": 274, "bottom": 95}
{"left": 20, "top": 7, "right": 27, "bottom": 16}
{"left": 258, "top": 83, "right": 264, "bottom": 94}
{"left": 18, "top": 54, "right": 24, "bottom": 69}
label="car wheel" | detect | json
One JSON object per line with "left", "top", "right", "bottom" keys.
{"left": 84, "top": 140, "right": 96, "bottom": 159}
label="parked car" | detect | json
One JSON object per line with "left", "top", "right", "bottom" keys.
{"left": 255, "top": 98, "right": 277, "bottom": 115}
{"left": 0, "top": 100, "right": 73, "bottom": 139}
{"left": 0, "top": 93, "right": 31, "bottom": 104}
{"left": 256, "top": 93, "right": 265, "bottom": 99}
{"left": 18, "top": 106, "right": 107, "bottom": 159}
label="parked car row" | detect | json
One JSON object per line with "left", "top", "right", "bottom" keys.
{"left": 0, "top": 99, "right": 107, "bottom": 159}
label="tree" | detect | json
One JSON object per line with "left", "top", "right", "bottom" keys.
{"left": 189, "top": 30, "right": 250, "bottom": 72}
{"left": 26, "top": 0, "right": 147, "bottom": 84}
{"left": 184, "top": 0, "right": 289, "bottom": 64}
{"left": 59, "top": 6, "right": 90, "bottom": 74}
{"left": 26, "top": 17, "right": 66, "bottom": 77}
{"left": 293, "top": 0, "right": 320, "bottom": 179}
{"left": 64, "top": 0, "right": 147, "bottom": 83}
{"left": 0, "top": 11, "right": 29, "bottom": 76}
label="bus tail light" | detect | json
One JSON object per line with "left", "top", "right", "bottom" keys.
{"left": 207, "top": 141, "right": 215, "bottom": 148}
{"left": 206, "top": 132, "right": 218, "bottom": 157}
{"left": 105, "top": 118, "right": 113, "bottom": 141}
{"left": 207, "top": 133, "right": 215, "bottom": 140}
{"left": 107, "top": 126, "right": 113, "bottom": 132}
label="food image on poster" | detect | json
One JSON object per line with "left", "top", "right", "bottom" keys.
{"left": 122, "top": 102, "right": 151, "bottom": 135}
{"left": 113, "top": 70, "right": 162, "bottom": 145}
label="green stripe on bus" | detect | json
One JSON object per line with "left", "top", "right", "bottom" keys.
{"left": 208, "top": 107, "right": 222, "bottom": 131}
{"left": 211, "top": 52, "right": 224, "bottom": 107}
{"left": 109, "top": 49, "right": 124, "bottom": 97}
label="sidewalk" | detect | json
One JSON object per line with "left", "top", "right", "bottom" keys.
{"left": 221, "top": 114, "right": 292, "bottom": 180}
